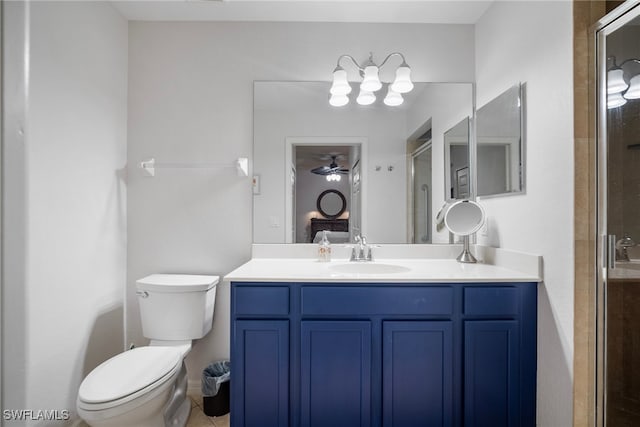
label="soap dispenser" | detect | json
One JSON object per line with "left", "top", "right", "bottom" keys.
{"left": 318, "top": 230, "right": 331, "bottom": 262}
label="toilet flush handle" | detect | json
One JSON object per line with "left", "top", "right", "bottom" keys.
{"left": 136, "top": 291, "right": 149, "bottom": 298}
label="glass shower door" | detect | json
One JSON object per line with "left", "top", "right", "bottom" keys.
{"left": 412, "top": 144, "right": 432, "bottom": 244}
{"left": 597, "top": 4, "right": 640, "bottom": 426}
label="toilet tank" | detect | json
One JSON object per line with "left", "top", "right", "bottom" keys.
{"left": 136, "top": 274, "right": 219, "bottom": 341}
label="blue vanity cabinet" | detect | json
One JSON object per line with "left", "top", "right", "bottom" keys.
{"left": 231, "top": 281, "right": 537, "bottom": 427}
{"left": 300, "top": 321, "right": 372, "bottom": 427}
{"left": 462, "top": 285, "right": 538, "bottom": 427}
{"left": 382, "top": 321, "right": 454, "bottom": 427}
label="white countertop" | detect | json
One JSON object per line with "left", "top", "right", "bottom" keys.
{"left": 224, "top": 244, "right": 542, "bottom": 283}
{"left": 608, "top": 261, "right": 640, "bottom": 281}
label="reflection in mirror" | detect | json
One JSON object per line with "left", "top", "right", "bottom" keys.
{"left": 444, "top": 117, "right": 470, "bottom": 200}
{"left": 317, "top": 189, "right": 347, "bottom": 219}
{"left": 253, "top": 81, "right": 473, "bottom": 244}
{"left": 476, "top": 83, "right": 524, "bottom": 197}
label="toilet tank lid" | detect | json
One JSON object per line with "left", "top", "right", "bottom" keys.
{"left": 136, "top": 274, "right": 219, "bottom": 292}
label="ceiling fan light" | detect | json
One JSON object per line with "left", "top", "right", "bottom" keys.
{"left": 391, "top": 63, "right": 413, "bottom": 94}
{"left": 330, "top": 67, "right": 352, "bottom": 95}
{"left": 329, "top": 94, "right": 349, "bottom": 107}
{"left": 624, "top": 74, "right": 640, "bottom": 99}
{"left": 360, "top": 65, "right": 382, "bottom": 92}
{"left": 384, "top": 88, "right": 404, "bottom": 106}
{"left": 608, "top": 91, "right": 627, "bottom": 109}
{"left": 356, "top": 89, "right": 376, "bottom": 106}
{"left": 608, "top": 68, "right": 628, "bottom": 94}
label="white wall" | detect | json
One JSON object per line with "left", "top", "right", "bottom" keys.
{"left": 2, "top": 2, "right": 128, "bottom": 424}
{"left": 474, "top": 1, "right": 574, "bottom": 425}
{"left": 128, "top": 21, "right": 475, "bottom": 383}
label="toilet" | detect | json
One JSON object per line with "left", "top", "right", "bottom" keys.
{"left": 77, "top": 274, "right": 219, "bottom": 427}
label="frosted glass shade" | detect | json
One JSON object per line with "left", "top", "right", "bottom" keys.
{"left": 608, "top": 68, "right": 628, "bottom": 94}
{"left": 384, "top": 88, "right": 403, "bottom": 106}
{"left": 329, "top": 94, "right": 349, "bottom": 107}
{"left": 360, "top": 65, "right": 382, "bottom": 92}
{"left": 356, "top": 90, "right": 376, "bottom": 106}
{"left": 608, "top": 91, "right": 627, "bottom": 109}
{"left": 391, "top": 65, "right": 414, "bottom": 94}
{"left": 623, "top": 74, "right": 640, "bottom": 99}
{"left": 330, "top": 68, "right": 352, "bottom": 96}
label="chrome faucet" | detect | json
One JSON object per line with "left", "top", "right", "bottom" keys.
{"left": 350, "top": 235, "right": 373, "bottom": 262}
{"left": 616, "top": 233, "right": 635, "bottom": 261}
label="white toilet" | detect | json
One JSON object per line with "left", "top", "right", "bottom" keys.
{"left": 77, "top": 274, "right": 219, "bottom": 427}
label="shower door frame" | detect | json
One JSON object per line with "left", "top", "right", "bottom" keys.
{"left": 594, "top": 2, "right": 640, "bottom": 426}
{"left": 410, "top": 141, "right": 432, "bottom": 244}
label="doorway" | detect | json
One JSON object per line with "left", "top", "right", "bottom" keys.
{"left": 284, "top": 137, "right": 366, "bottom": 244}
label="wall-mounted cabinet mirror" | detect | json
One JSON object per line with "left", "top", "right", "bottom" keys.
{"left": 476, "top": 83, "right": 524, "bottom": 197}
{"left": 253, "top": 81, "right": 473, "bottom": 244}
{"left": 444, "top": 117, "right": 470, "bottom": 200}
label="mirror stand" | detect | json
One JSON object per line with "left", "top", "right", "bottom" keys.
{"left": 457, "top": 235, "right": 477, "bottom": 263}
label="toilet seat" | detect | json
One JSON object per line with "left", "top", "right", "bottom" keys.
{"left": 78, "top": 346, "right": 182, "bottom": 412}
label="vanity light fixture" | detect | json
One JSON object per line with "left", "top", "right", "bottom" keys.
{"left": 606, "top": 56, "right": 640, "bottom": 108}
{"left": 329, "top": 52, "right": 413, "bottom": 107}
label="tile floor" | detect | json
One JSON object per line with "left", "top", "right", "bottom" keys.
{"left": 186, "top": 391, "right": 230, "bottom": 427}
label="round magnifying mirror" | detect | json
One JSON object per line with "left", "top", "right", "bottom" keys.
{"left": 444, "top": 200, "right": 485, "bottom": 263}
{"left": 444, "top": 200, "right": 485, "bottom": 236}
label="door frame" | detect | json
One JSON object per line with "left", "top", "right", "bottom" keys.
{"left": 593, "top": 3, "right": 640, "bottom": 426}
{"left": 284, "top": 136, "right": 367, "bottom": 243}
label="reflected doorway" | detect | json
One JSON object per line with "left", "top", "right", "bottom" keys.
{"left": 285, "top": 137, "right": 364, "bottom": 244}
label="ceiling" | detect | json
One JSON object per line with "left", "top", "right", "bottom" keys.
{"left": 111, "top": 0, "right": 493, "bottom": 23}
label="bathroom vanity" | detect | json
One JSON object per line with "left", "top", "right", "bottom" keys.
{"left": 225, "top": 245, "right": 541, "bottom": 427}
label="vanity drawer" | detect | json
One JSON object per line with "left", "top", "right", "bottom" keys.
{"left": 233, "top": 285, "right": 290, "bottom": 316}
{"left": 301, "top": 286, "right": 453, "bottom": 316}
{"left": 463, "top": 286, "right": 520, "bottom": 316}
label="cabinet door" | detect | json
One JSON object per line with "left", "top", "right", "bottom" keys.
{"left": 232, "top": 320, "right": 289, "bottom": 427}
{"left": 464, "top": 320, "right": 520, "bottom": 427}
{"left": 382, "top": 321, "right": 453, "bottom": 427}
{"left": 300, "top": 321, "right": 372, "bottom": 427}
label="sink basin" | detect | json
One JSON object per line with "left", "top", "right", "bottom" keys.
{"left": 329, "top": 262, "right": 411, "bottom": 275}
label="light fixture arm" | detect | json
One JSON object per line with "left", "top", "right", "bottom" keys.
{"left": 335, "top": 54, "right": 365, "bottom": 74}
{"left": 336, "top": 52, "right": 409, "bottom": 74}
{"left": 619, "top": 58, "right": 640, "bottom": 68}
{"left": 378, "top": 52, "right": 409, "bottom": 69}
{"left": 607, "top": 56, "right": 640, "bottom": 70}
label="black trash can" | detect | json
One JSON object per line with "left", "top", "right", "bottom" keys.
{"left": 201, "top": 360, "right": 230, "bottom": 416}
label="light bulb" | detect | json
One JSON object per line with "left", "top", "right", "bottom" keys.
{"left": 608, "top": 91, "right": 627, "bottom": 109}
{"left": 608, "top": 68, "right": 628, "bottom": 94}
{"left": 391, "top": 63, "right": 414, "bottom": 94}
{"left": 335, "top": 174, "right": 341, "bottom": 182}
{"left": 624, "top": 74, "right": 640, "bottom": 99}
{"left": 360, "top": 65, "right": 382, "bottom": 92}
{"left": 384, "top": 88, "right": 404, "bottom": 106}
{"left": 356, "top": 89, "right": 376, "bottom": 106}
{"left": 329, "top": 94, "right": 349, "bottom": 107}
{"left": 330, "top": 67, "right": 352, "bottom": 96}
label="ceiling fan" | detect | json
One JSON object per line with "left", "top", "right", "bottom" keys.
{"left": 310, "top": 155, "right": 349, "bottom": 176}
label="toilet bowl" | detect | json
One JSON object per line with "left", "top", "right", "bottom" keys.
{"left": 77, "top": 274, "right": 219, "bottom": 427}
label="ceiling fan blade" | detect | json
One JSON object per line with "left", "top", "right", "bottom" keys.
{"left": 311, "top": 166, "right": 331, "bottom": 175}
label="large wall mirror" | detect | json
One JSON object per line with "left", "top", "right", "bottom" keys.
{"left": 476, "top": 83, "right": 525, "bottom": 197}
{"left": 253, "top": 81, "right": 473, "bottom": 244}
